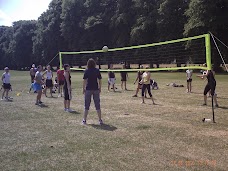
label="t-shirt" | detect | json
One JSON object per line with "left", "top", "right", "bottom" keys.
{"left": 30, "top": 68, "right": 37, "bottom": 76}
{"left": 35, "top": 71, "right": 42, "bottom": 83}
{"left": 108, "top": 71, "right": 115, "bottom": 78}
{"left": 57, "top": 69, "right": 64, "bottom": 81}
{"left": 46, "top": 70, "right": 53, "bottom": 80}
{"left": 83, "top": 68, "right": 102, "bottom": 90}
{"left": 186, "top": 69, "right": 193, "bottom": 79}
{"left": 2, "top": 72, "right": 10, "bottom": 84}
{"left": 142, "top": 72, "right": 150, "bottom": 85}
{"left": 120, "top": 71, "right": 127, "bottom": 79}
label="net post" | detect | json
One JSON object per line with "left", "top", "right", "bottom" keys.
{"left": 205, "top": 34, "right": 212, "bottom": 70}
{"left": 59, "top": 52, "right": 63, "bottom": 70}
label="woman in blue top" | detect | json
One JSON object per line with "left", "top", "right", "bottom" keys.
{"left": 82, "top": 58, "right": 103, "bottom": 125}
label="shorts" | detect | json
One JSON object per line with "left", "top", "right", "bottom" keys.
{"left": 121, "top": 77, "right": 127, "bottom": 81}
{"left": 187, "top": 78, "right": 192, "bottom": 82}
{"left": 31, "top": 75, "right": 35, "bottom": 83}
{"left": 108, "top": 78, "right": 115, "bottom": 85}
{"left": 3, "top": 83, "right": 11, "bottom": 90}
{"left": 59, "top": 80, "right": 64, "bottom": 86}
{"left": 64, "top": 86, "right": 71, "bottom": 100}
{"left": 138, "top": 83, "right": 142, "bottom": 89}
{"left": 204, "top": 82, "right": 216, "bottom": 96}
{"left": 33, "top": 83, "right": 42, "bottom": 91}
{"left": 85, "top": 90, "right": 100, "bottom": 110}
{"left": 46, "top": 79, "right": 53, "bottom": 88}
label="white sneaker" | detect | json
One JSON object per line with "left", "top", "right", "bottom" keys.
{"left": 58, "top": 94, "right": 61, "bottom": 98}
{"left": 67, "top": 108, "right": 74, "bottom": 112}
{"left": 64, "top": 108, "right": 68, "bottom": 112}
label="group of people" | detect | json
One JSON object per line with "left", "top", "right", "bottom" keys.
{"left": 1, "top": 61, "right": 219, "bottom": 125}
{"left": 29, "top": 60, "right": 103, "bottom": 125}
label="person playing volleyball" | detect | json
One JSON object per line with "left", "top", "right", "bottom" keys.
{"left": 57, "top": 66, "right": 64, "bottom": 97}
{"left": 108, "top": 64, "right": 116, "bottom": 92}
{"left": 120, "top": 64, "right": 128, "bottom": 90}
{"left": 186, "top": 68, "right": 193, "bottom": 93}
{"left": 43, "top": 65, "right": 54, "bottom": 97}
{"left": 1, "top": 67, "right": 11, "bottom": 101}
{"left": 197, "top": 65, "right": 218, "bottom": 107}
{"left": 133, "top": 65, "right": 144, "bottom": 97}
{"left": 34, "top": 65, "right": 44, "bottom": 105}
{"left": 82, "top": 58, "right": 103, "bottom": 125}
{"left": 140, "top": 66, "right": 155, "bottom": 104}
{"left": 63, "top": 64, "right": 73, "bottom": 112}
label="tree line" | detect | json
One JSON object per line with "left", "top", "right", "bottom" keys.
{"left": 0, "top": 0, "right": 228, "bottom": 71}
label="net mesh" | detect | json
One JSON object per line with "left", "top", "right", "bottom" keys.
{"left": 60, "top": 34, "right": 209, "bottom": 71}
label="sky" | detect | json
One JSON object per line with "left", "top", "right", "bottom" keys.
{"left": 0, "top": 0, "right": 52, "bottom": 26}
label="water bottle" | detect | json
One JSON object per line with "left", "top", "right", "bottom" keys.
{"left": 202, "top": 118, "right": 211, "bottom": 122}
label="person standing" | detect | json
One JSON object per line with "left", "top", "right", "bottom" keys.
{"left": 197, "top": 66, "right": 218, "bottom": 107}
{"left": 43, "top": 65, "right": 54, "bottom": 97}
{"left": 140, "top": 66, "right": 155, "bottom": 104}
{"left": 108, "top": 64, "right": 116, "bottom": 92}
{"left": 29, "top": 64, "right": 37, "bottom": 93}
{"left": 1, "top": 67, "right": 11, "bottom": 101}
{"left": 186, "top": 69, "right": 193, "bottom": 93}
{"left": 63, "top": 64, "right": 73, "bottom": 112}
{"left": 133, "top": 65, "right": 144, "bottom": 97}
{"left": 120, "top": 64, "right": 128, "bottom": 90}
{"left": 57, "top": 67, "right": 65, "bottom": 97}
{"left": 34, "top": 65, "right": 43, "bottom": 105}
{"left": 82, "top": 58, "right": 103, "bottom": 125}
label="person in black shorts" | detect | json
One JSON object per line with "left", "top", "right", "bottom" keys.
{"left": 197, "top": 66, "right": 218, "bottom": 107}
{"left": 120, "top": 64, "right": 128, "bottom": 90}
{"left": 63, "top": 64, "right": 73, "bottom": 112}
{"left": 133, "top": 65, "right": 144, "bottom": 97}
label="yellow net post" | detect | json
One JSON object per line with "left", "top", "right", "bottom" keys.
{"left": 205, "top": 34, "right": 212, "bottom": 70}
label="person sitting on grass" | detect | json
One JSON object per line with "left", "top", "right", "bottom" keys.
{"left": 1, "top": 67, "right": 11, "bottom": 101}
{"left": 197, "top": 65, "right": 218, "bottom": 107}
{"left": 82, "top": 58, "right": 103, "bottom": 125}
{"left": 120, "top": 64, "right": 128, "bottom": 90}
{"left": 140, "top": 66, "right": 155, "bottom": 104}
{"left": 133, "top": 65, "right": 144, "bottom": 97}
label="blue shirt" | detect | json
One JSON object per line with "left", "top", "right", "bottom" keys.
{"left": 83, "top": 68, "right": 102, "bottom": 90}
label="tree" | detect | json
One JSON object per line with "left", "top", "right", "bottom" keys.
{"left": 184, "top": 0, "right": 228, "bottom": 71}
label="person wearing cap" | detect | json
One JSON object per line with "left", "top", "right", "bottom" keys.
{"left": 1, "top": 67, "right": 11, "bottom": 100}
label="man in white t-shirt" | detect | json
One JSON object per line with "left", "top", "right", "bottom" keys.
{"left": 1, "top": 67, "right": 11, "bottom": 100}
{"left": 186, "top": 69, "right": 193, "bottom": 93}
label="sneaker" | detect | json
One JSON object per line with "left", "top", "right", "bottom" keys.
{"left": 82, "top": 120, "right": 86, "bottom": 125}
{"left": 215, "top": 104, "right": 219, "bottom": 107}
{"left": 35, "top": 102, "right": 39, "bottom": 105}
{"left": 202, "top": 103, "right": 207, "bottom": 106}
{"left": 67, "top": 108, "right": 74, "bottom": 112}
{"left": 132, "top": 95, "right": 137, "bottom": 97}
{"left": 64, "top": 108, "right": 68, "bottom": 112}
{"left": 58, "top": 94, "right": 61, "bottom": 98}
{"left": 99, "top": 119, "right": 103, "bottom": 125}
{"left": 39, "top": 101, "right": 43, "bottom": 104}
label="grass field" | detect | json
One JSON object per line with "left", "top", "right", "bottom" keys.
{"left": 0, "top": 71, "right": 227, "bottom": 171}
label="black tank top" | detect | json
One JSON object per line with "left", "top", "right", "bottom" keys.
{"left": 207, "top": 71, "right": 216, "bottom": 84}
{"left": 64, "top": 72, "right": 71, "bottom": 87}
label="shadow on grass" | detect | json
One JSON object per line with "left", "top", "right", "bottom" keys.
{"left": 39, "top": 104, "right": 49, "bottom": 108}
{"left": 69, "top": 111, "right": 81, "bottom": 114}
{"left": 218, "top": 106, "right": 228, "bottom": 110}
{"left": 89, "top": 123, "right": 117, "bottom": 131}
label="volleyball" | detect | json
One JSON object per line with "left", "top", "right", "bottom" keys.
{"left": 102, "top": 46, "right": 109, "bottom": 52}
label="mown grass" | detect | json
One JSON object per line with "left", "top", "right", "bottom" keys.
{"left": 0, "top": 70, "right": 227, "bottom": 171}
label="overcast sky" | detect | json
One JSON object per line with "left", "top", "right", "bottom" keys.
{"left": 0, "top": 0, "right": 52, "bottom": 26}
